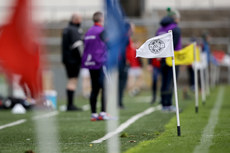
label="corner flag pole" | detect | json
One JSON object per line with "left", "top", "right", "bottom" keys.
{"left": 169, "top": 31, "right": 181, "bottom": 136}
{"left": 200, "top": 63, "right": 206, "bottom": 105}
{"left": 205, "top": 61, "right": 210, "bottom": 96}
{"left": 105, "top": 68, "right": 120, "bottom": 153}
{"left": 199, "top": 47, "right": 206, "bottom": 105}
{"left": 194, "top": 42, "right": 199, "bottom": 113}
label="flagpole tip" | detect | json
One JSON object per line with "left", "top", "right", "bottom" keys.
{"left": 195, "top": 106, "right": 199, "bottom": 113}
{"left": 177, "top": 126, "right": 181, "bottom": 136}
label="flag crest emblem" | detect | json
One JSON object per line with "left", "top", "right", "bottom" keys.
{"left": 136, "top": 32, "right": 174, "bottom": 59}
{"left": 148, "top": 39, "right": 165, "bottom": 54}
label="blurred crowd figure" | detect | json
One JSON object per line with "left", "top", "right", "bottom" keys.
{"left": 149, "top": 8, "right": 182, "bottom": 112}
{"left": 60, "top": 7, "right": 191, "bottom": 118}
{"left": 201, "top": 31, "right": 211, "bottom": 65}
{"left": 117, "top": 23, "right": 130, "bottom": 109}
{"left": 126, "top": 24, "right": 144, "bottom": 97}
{"left": 185, "top": 31, "right": 212, "bottom": 94}
{"left": 81, "top": 11, "right": 108, "bottom": 121}
{"left": 61, "top": 14, "right": 83, "bottom": 111}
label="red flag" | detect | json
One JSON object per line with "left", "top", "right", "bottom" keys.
{"left": 213, "top": 50, "right": 225, "bottom": 63}
{"left": 0, "top": 0, "right": 43, "bottom": 98}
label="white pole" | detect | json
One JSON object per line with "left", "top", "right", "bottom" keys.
{"left": 216, "top": 65, "right": 220, "bottom": 84}
{"left": 200, "top": 66, "right": 206, "bottom": 105}
{"left": 194, "top": 42, "right": 199, "bottom": 113}
{"left": 106, "top": 69, "right": 120, "bottom": 153}
{"left": 214, "top": 65, "right": 218, "bottom": 87}
{"left": 169, "top": 31, "right": 181, "bottom": 136}
{"left": 199, "top": 47, "right": 206, "bottom": 105}
{"left": 205, "top": 61, "right": 210, "bottom": 96}
{"left": 228, "top": 43, "right": 230, "bottom": 84}
{"left": 172, "top": 57, "right": 181, "bottom": 136}
{"left": 210, "top": 64, "right": 215, "bottom": 88}
{"left": 213, "top": 65, "right": 217, "bottom": 86}
{"left": 34, "top": 111, "right": 60, "bottom": 153}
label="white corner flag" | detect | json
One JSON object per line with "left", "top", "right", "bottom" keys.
{"left": 136, "top": 31, "right": 181, "bottom": 136}
{"left": 136, "top": 32, "right": 174, "bottom": 58}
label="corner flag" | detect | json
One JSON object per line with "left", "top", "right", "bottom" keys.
{"left": 136, "top": 32, "right": 174, "bottom": 58}
{"left": 0, "top": 0, "right": 43, "bottom": 98}
{"left": 166, "top": 44, "right": 201, "bottom": 66}
{"left": 136, "top": 31, "right": 181, "bottom": 136}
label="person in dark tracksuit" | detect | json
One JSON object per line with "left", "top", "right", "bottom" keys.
{"left": 62, "top": 14, "right": 84, "bottom": 111}
{"left": 156, "top": 8, "right": 182, "bottom": 111}
{"left": 81, "top": 12, "right": 109, "bottom": 121}
{"left": 118, "top": 23, "right": 131, "bottom": 109}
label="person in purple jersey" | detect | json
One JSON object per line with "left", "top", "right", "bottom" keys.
{"left": 81, "top": 11, "right": 109, "bottom": 121}
{"left": 156, "top": 8, "right": 182, "bottom": 112}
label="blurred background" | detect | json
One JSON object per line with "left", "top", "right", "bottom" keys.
{"left": 0, "top": 0, "right": 230, "bottom": 100}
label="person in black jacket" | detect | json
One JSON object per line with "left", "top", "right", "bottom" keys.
{"left": 62, "top": 13, "right": 83, "bottom": 111}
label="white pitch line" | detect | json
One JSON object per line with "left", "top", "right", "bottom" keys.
{"left": 91, "top": 105, "right": 162, "bottom": 144}
{"left": 32, "top": 111, "right": 59, "bottom": 120}
{"left": 0, "top": 111, "right": 59, "bottom": 130}
{"left": 193, "top": 87, "right": 225, "bottom": 153}
{"left": 0, "top": 119, "right": 27, "bottom": 130}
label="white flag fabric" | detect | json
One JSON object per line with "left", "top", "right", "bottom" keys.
{"left": 193, "top": 52, "right": 208, "bottom": 70}
{"left": 136, "top": 32, "right": 174, "bottom": 58}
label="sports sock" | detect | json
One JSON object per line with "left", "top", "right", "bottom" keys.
{"left": 67, "top": 89, "right": 74, "bottom": 106}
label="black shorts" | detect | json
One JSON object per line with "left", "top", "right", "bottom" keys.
{"left": 64, "top": 63, "right": 81, "bottom": 78}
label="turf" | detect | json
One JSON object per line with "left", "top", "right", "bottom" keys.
{"left": 125, "top": 85, "right": 230, "bottom": 153}
{"left": 0, "top": 90, "right": 179, "bottom": 153}
{"left": 0, "top": 85, "right": 229, "bottom": 153}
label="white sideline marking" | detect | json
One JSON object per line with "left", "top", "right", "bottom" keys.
{"left": 91, "top": 105, "right": 162, "bottom": 144}
{"left": 32, "top": 111, "right": 59, "bottom": 120}
{"left": 193, "top": 87, "right": 225, "bottom": 153}
{"left": 0, "top": 111, "right": 59, "bottom": 130}
{"left": 0, "top": 119, "right": 27, "bottom": 130}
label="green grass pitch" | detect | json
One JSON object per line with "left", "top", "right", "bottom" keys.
{"left": 0, "top": 85, "right": 230, "bottom": 153}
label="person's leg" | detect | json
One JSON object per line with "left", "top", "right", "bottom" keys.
{"left": 135, "top": 68, "right": 143, "bottom": 90}
{"left": 89, "top": 69, "right": 101, "bottom": 114}
{"left": 152, "top": 67, "right": 160, "bottom": 103}
{"left": 66, "top": 78, "right": 77, "bottom": 108}
{"left": 127, "top": 68, "right": 136, "bottom": 96}
{"left": 118, "top": 66, "right": 128, "bottom": 108}
{"left": 160, "top": 65, "right": 168, "bottom": 107}
{"left": 187, "top": 66, "right": 194, "bottom": 90}
{"left": 118, "top": 73, "right": 123, "bottom": 108}
{"left": 165, "top": 66, "right": 180, "bottom": 111}
{"left": 99, "top": 68, "right": 106, "bottom": 112}
{"left": 164, "top": 66, "right": 173, "bottom": 107}
{"left": 64, "top": 63, "right": 81, "bottom": 111}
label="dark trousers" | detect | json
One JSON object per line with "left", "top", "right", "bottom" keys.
{"left": 187, "top": 65, "right": 194, "bottom": 90}
{"left": 160, "top": 61, "right": 179, "bottom": 107}
{"left": 152, "top": 67, "right": 161, "bottom": 100}
{"left": 89, "top": 68, "right": 105, "bottom": 113}
{"left": 118, "top": 66, "right": 128, "bottom": 107}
